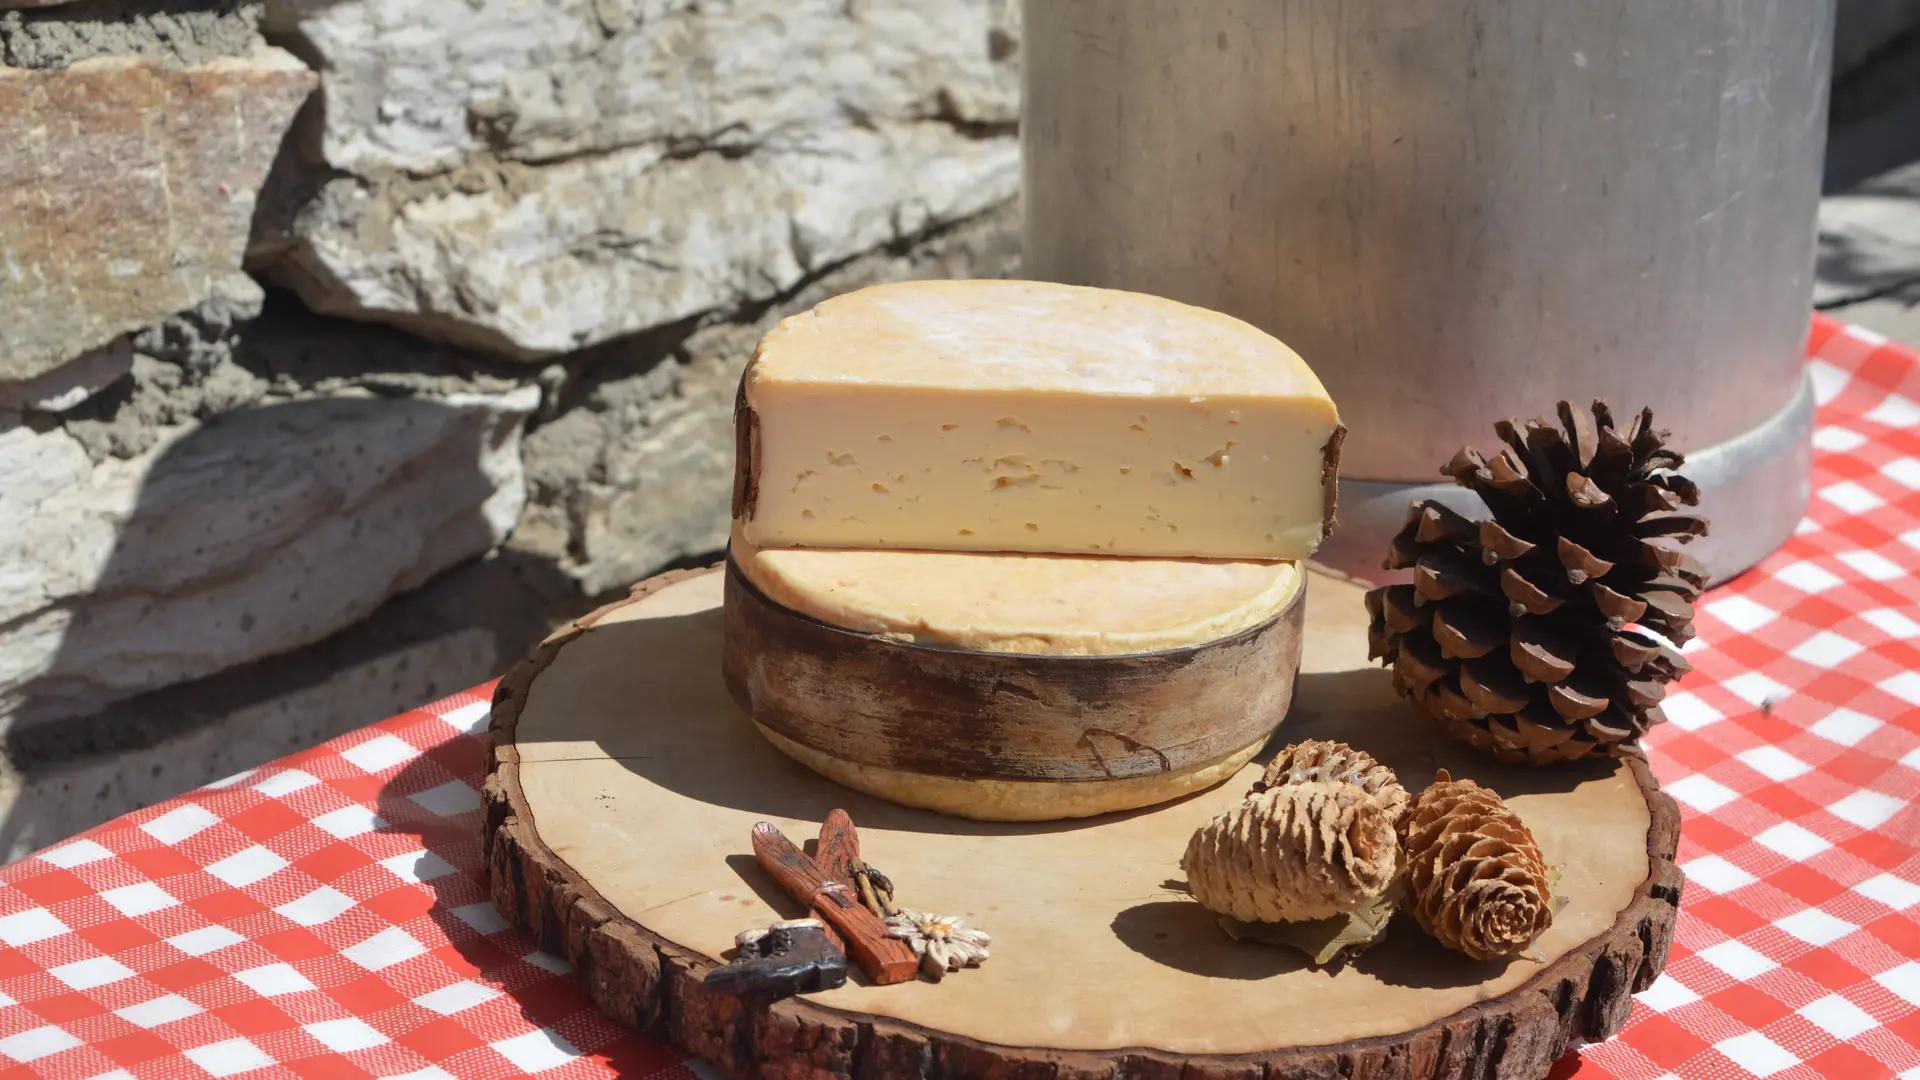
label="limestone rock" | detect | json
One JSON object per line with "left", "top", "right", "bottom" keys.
{"left": 0, "top": 339, "right": 132, "bottom": 413}
{"left": 257, "top": 0, "right": 1020, "bottom": 358}
{"left": 1836, "top": 0, "right": 1920, "bottom": 77}
{"left": 0, "top": 1, "right": 269, "bottom": 68}
{"left": 0, "top": 543, "right": 583, "bottom": 863}
{"left": 0, "top": 629, "right": 491, "bottom": 862}
{"left": 0, "top": 383, "right": 538, "bottom": 731}
{"left": 0, "top": 51, "right": 316, "bottom": 382}
{"left": 1818, "top": 159, "right": 1920, "bottom": 307}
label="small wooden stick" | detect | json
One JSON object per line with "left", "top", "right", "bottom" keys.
{"left": 817, "top": 809, "right": 893, "bottom": 918}
{"left": 752, "top": 821, "right": 918, "bottom": 985}
{"left": 815, "top": 809, "right": 861, "bottom": 884}
{"left": 808, "top": 810, "right": 861, "bottom": 950}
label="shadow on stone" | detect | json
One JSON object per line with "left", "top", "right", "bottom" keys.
{"left": 0, "top": 388, "right": 575, "bottom": 861}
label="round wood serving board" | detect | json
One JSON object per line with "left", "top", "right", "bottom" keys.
{"left": 485, "top": 565, "right": 1680, "bottom": 1080}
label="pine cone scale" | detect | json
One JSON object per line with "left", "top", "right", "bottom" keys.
{"left": 1433, "top": 601, "right": 1505, "bottom": 659}
{"left": 1395, "top": 630, "right": 1449, "bottom": 686}
{"left": 1460, "top": 658, "right": 1530, "bottom": 712}
{"left": 1556, "top": 537, "right": 1613, "bottom": 581}
{"left": 1379, "top": 585, "right": 1424, "bottom": 633}
{"left": 1547, "top": 682, "right": 1608, "bottom": 720}
{"left": 1481, "top": 521, "right": 1535, "bottom": 560}
{"left": 1502, "top": 566, "right": 1563, "bottom": 615}
{"left": 1510, "top": 620, "right": 1577, "bottom": 683}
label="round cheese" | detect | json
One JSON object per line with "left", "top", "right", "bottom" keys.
{"left": 730, "top": 523, "right": 1302, "bottom": 655}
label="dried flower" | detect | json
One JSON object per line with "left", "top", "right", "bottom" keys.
{"left": 884, "top": 909, "right": 991, "bottom": 981}
{"left": 1217, "top": 878, "right": 1402, "bottom": 968}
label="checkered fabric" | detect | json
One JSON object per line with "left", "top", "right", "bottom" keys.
{"left": 0, "top": 687, "right": 692, "bottom": 1079}
{"left": 2, "top": 313, "right": 1918, "bottom": 1080}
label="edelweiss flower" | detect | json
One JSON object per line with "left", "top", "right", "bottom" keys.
{"left": 884, "top": 909, "right": 991, "bottom": 981}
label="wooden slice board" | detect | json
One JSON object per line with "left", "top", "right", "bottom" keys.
{"left": 485, "top": 565, "right": 1681, "bottom": 1080}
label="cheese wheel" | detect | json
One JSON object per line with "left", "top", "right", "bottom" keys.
{"left": 730, "top": 524, "right": 1301, "bottom": 656}
{"left": 733, "top": 279, "right": 1343, "bottom": 561}
{"left": 724, "top": 534, "right": 1306, "bottom": 819}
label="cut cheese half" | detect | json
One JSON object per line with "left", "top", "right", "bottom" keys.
{"left": 731, "top": 522, "right": 1301, "bottom": 655}
{"left": 734, "top": 279, "right": 1343, "bottom": 560}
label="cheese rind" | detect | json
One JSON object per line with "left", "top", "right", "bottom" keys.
{"left": 754, "top": 722, "right": 1271, "bottom": 821}
{"left": 732, "top": 523, "right": 1301, "bottom": 655}
{"left": 736, "top": 279, "right": 1342, "bottom": 560}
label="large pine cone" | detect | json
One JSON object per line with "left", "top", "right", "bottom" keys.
{"left": 1401, "top": 771, "right": 1552, "bottom": 960}
{"left": 1183, "top": 782, "right": 1399, "bottom": 922}
{"left": 1252, "top": 740, "right": 1410, "bottom": 824}
{"left": 1366, "top": 401, "right": 1706, "bottom": 764}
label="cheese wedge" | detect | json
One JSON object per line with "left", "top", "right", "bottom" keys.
{"left": 731, "top": 523, "right": 1300, "bottom": 655}
{"left": 733, "top": 280, "right": 1343, "bottom": 560}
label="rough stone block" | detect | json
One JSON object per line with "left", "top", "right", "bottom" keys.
{"left": 1818, "top": 160, "right": 1920, "bottom": 307}
{"left": 0, "top": 50, "right": 315, "bottom": 381}
{"left": 0, "top": 382, "right": 538, "bottom": 731}
{"left": 0, "top": 338, "right": 132, "bottom": 413}
{"left": 0, "top": 0, "right": 269, "bottom": 68}
{"left": 1836, "top": 0, "right": 1920, "bottom": 76}
{"left": 256, "top": 0, "right": 1019, "bottom": 358}
{"left": 0, "top": 545, "right": 581, "bottom": 862}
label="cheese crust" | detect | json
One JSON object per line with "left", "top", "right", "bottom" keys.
{"left": 732, "top": 524, "right": 1302, "bottom": 655}
{"left": 755, "top": 723, "right": 1271, "bottom": 821}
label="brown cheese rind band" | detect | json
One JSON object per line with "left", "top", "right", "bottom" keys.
{"left": 720, "top": 557, "right": 1306, "bottom": 782}
{"left": 730, "top": 356, "right": 761, "bottom": 522}
{"left": 1321, "top": 423, "right": 1348, "bottom": 541}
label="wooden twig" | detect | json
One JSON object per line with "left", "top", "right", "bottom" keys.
{"left": 816, "top": 809, "right": 860, "bottom": 884}
{"left": 752, "top": 821, "right": 918, "bottom": 985}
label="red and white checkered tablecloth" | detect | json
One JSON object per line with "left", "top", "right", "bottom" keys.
{"left": 2, "top": 313, "right": 1918, "bottom": 1080}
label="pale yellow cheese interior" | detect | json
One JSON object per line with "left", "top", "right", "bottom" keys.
{"left": 732, "top": 523, "right": 1301, "bottom": 655}
{"left": 740, "top": 279, "right": 1341, "bottom": 561}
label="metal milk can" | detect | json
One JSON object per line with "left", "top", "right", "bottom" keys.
{"left": 1021, "top": 0, "right": 1833, "bottom": 582}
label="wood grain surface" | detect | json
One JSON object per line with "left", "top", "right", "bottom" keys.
{"left": 485, "top": 566, "right": 1681, "bottom": 1080}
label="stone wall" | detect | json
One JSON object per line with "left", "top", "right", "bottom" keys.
{"left": 0, "top": 0, "right": 1020, "bottom": 860}
{"left": 1837, "top": 0, "right": 1920, "bottom": 77}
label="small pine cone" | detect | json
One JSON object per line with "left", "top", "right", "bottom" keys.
{"left": 1252, "top": 740, "right": 1410, "bottom": 824}
{"left": 1400, "top": 770, "right": 1552, "bottom": 960}
{"left": 1183, "top": 782, "right": 1398, "bottom": 922}
{"left": 1366, "top": 401, "right": 1708, "bottom": 765}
